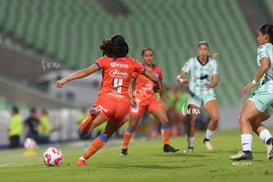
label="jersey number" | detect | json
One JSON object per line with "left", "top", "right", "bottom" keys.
{"left": 112, "top": 78, "right": 123, "bottom": 93}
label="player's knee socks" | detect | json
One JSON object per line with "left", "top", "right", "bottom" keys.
{"left": 122, "top": 127, "right": 134, "bottom": 149}
{"left": 205, "top": 129, "right": 214, "bottom": 140}
{"left": 188, "top": 136, "right": 195, "bottom": 148}
{"left": 78, "top": 115, "right": 93, "bottom": 137}
{"left": 241, "top": 134, "right": 252, "bottom": 151}
{"left": 83, "top": 133, "right": 108, "bottom": 160}
{"left": 160, "top": 124, "right": 170, "bottom": 145}
{"left": 259, "top": 129, "right": 272, "bottom": 144}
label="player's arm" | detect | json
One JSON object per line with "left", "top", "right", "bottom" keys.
{"left": 129, "top": 78, "right": 137, "bottom": 107}
{"left": 242, "top": 57, "right": 269, "bottom": 94}
{"left": 176, "top": 71, "right": 188, "bottom": 84}
{"left": 56, "top": 64, "right": 99, "bottom": 88}
{"left": 144, "top": 71, "right": 161, "bottom": 91}
{"left": 204, "top": 74, "right": 218, "bottom": 88}
{"left": 159, "top": 79, "right": 164, "bottom": 104}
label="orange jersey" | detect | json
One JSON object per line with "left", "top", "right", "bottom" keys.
{"left": 95, "top": 56, "right": 146, "bottom": 102}
{"left": 133, "top": 64, "right": 163, "bottom": 103}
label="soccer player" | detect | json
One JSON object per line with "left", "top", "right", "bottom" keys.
{"left": 230, "top": 24, "right": 273, "bottom": 160}
{"left": 56, "top": 35, "right": 160, "bottom": 165}
{"left": 120, "top": 48, "right": 179, "bottom": 156}
{"left": 176, "top": 41, "right": 219, "bottom": 152}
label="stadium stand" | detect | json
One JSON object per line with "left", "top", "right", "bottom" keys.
{"left": 263, "top": 0, "right": 273, "bottom": 18}
{"left": 0, "top": 0, "right": 262, "bottom": 106}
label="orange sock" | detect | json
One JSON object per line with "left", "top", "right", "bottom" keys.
{"left": 122, "top": 127, "right": 134, "bottom": 149}
{"left": 83, "top": 133, "right": 108, "bottom": 160}
{"left": 78, "top": 115, "right": 93, "bottom": 136}
{"left": 161, "top": 125, "right": 170, "bottom": 145}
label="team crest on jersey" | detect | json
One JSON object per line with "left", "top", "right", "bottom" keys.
{"left": 154, "top": 72, "right": 159, "bottom": 78}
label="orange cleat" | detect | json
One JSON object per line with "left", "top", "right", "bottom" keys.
{"left": 76, "top": 159, "right": 87, "bottom": 166}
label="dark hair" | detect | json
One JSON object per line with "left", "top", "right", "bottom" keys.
{"left": 99, "top": 35, "right": 129, "bottom": 57}
{"left": 141, "top": 48, "right": 154, "bottom": 56}
{"left": 259, "top": 24, "right": 273, "bottom": 44}
{"left": 197, "top": 41, "right": 209, "bottom": 48}
{"left": 30, "top": 107, "right": 36, "bottom": 113}
{"left": 12, "top": 106, "right": 19, "bottom": 113}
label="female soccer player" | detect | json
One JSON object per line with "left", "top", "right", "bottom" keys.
{"left": 120, "top": 48, "right": 179, "bottom": 156}
{"left": 230, "top": 24, "right": 273, "bottom": 160}
{"left": 56, "top": 35, "right": 160, "bottom": 165}
{"left": 176, "top": 41, "right": 219, "bottom": 152}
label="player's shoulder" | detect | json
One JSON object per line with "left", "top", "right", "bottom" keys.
{"left": 208, "top": 57, "right": 217, "bottom": 63}
{"left": 258, "top": 43, "right": 273, "bottom": 51}
{"left": 153, "top": 63, "right": 161, "bottom": 70}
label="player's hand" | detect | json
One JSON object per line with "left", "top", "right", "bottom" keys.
{"left": 177, "top": 78, "right": 189, "bottom": 84}
{"left": 204, "top": 83, "right": 212, "bottom": 88}
{"left": 56, "top": 79, "right": 67, "bottom": 88}
{"left": 240, "top": 82, "right": 255, "bottom": 96}
{"left": 153, "top": 84, "right": 161, "bottom": 92}
{"left": 130, "top": 97, "right": 137, "bottom": 107}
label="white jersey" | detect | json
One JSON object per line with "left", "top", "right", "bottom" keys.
{"left": 182, "top": 57, "right": 218, "bottom": 96}
{"left": 257, "top": 43, "right": 273, "bottom": 91}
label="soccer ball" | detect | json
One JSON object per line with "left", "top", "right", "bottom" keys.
{"left": 24, "top": 138, "right": 37, "bottom": 150}
{"left": 42, "top": 147, "right": 63, "bottom": 166}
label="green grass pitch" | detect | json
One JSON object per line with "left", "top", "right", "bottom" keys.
{"left": 1, "top": 128, "right": 273, "bottom": 182}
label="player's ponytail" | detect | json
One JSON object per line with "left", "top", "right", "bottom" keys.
{"left": 100, "top": 35, "right": 129, "bottom": 57}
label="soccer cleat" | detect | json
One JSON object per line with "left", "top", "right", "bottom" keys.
{"left": 120, "top": 148, "right": 128, "bottom": 156}
{"left": 77, "top": 159, "right": 88, "bottom": 165}
{"left": 266, "top": 138, "right": 273, "bottom": 160}
{"left": 163, "top": 144, "right": 179, "bottom": 153}
{"left": 183, "top": 147, "right": 193, "bottom": 153}
{"left": 203, "top": 138, "right": 213, "bottom": 151}
{"left": 230, "top": 151, "right": 253, "bottom": 160}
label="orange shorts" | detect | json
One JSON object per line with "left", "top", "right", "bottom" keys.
{"left": 130, "top": 99, "right": 163, "bottom": 116}
{"left": 93, "top": 94, "right": 131, "bottom": 126}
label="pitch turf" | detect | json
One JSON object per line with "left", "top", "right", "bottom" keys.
{"left": 1, "top": 128, "right": 273, "bottom": 182}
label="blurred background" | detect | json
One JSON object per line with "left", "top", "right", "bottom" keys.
{"left": 0, "top": 0, "right": 273, "bottom": 148}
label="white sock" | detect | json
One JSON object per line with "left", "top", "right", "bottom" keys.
{"left": 259, "top": 129, "right": 272, "bottom": 144}
{"left": 79, "top": 156, "right": 87, "bottom": 161}
{"left": 188, "top": 137, "right": 195, "bottom": 148}
{"left": 205, "top": 129, "right": 214, "bottom": 140}
{"left": 241, "top": 134, "right": 252, "bottom": 151}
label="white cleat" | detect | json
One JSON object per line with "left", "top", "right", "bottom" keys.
{"left": 183, "top": 147, "right": 193, "bottom": 153}
{"left": 204, "top": 141, "right": 213, "bottom": 151}
{"left": 267, "top": 143, "right": 273, "bottom": 160}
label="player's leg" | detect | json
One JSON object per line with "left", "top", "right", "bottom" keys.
{"left": 77, "top": 116, "right": 123, "bottom": 165}
{"left": 230, "top": 100, "right": 260, "bottom": 160}
{"left": 203, "top": 99, "right": 219, "bottom": 151}
{"left": 185, "top": 104, "right": 199, "bottom": 152}
{"left": 78, "top": 106, "right": 101, "bottom": 138}
{"left": 251, "top": 109, "right": 273, "bottom": 160}
{"left": 150, "top": 107, "right": 179, "bottom": 152}
{"left": 120, "top": 114, "right": 141, "bottom": 156}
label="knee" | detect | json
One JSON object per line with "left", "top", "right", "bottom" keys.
{"left": 211, "top": 114, "right": 219, "bottom": 123}
{"left": 160, "top": 118, "right": 169, "bottom": 126}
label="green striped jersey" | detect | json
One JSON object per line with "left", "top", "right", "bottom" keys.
{"left": 257, "top": 43, "right": 273, "bottom": 86}
{"left": 182, "top": 57, "right": 218, "bottom": 96}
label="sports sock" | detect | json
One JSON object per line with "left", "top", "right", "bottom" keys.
{"left": 79, "top": 114, "right": 93, "bottom": 135}
{"left": 83, "top": 133, "right": 108, "bottom": 160}
{"left": 161, "top": 124, "right": 170, "bottom": 145}
{"left": 122, "top": 127, "right": 134, "bottom": 149}
{"left": 205, "top": 129, "right": 214, "bottom": 140}
{"left": 259, "top": 129, "right": 272, "bottom": 144}
{"left": 188, "top": 136, "right": 195, "bottom": 148}
{"left": 241, "top": 134, "right": 252, "bottom": 151}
